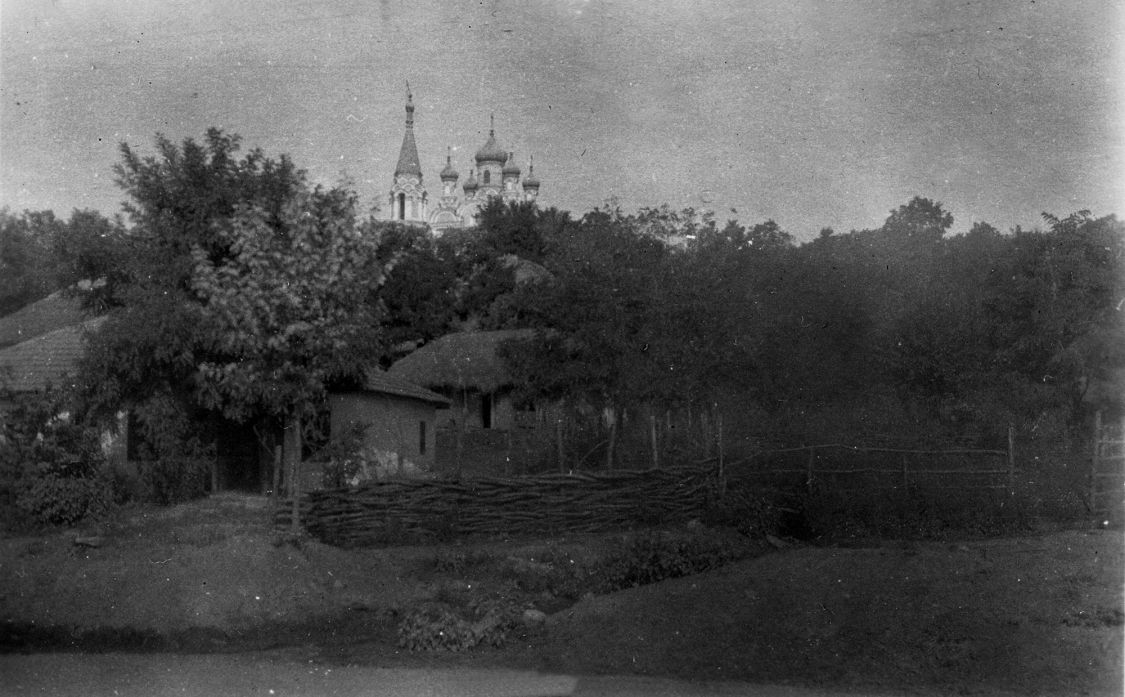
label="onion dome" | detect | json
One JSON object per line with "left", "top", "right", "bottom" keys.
{"left": 463, "top": 169, "right": 479, "bottom": 192}
{"left": 522, "top": 156, "right": 540, "bottom": 190}
{"left": 394, "top": 86, "right": 422, "bottom": 178}
{"left": 474, "top": 114, "right": 508, "bottom": 164}
{"left": 502, "top": 151, "right": 521, "bottom": 177}
{"left": 439, "top": 147, "right": 459, "bottom": 181}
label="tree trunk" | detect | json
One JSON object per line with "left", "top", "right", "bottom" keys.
{"left": 284, "top": 413, "right": 303, "bottom": 534}
{"left": 271, "top": 444, "right": 282, "bottom": 500}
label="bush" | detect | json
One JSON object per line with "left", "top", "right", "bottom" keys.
{"left": 397, "top": 596, "right": 520, "bottom": 652}
{"left": 700, "top": 482, "right": 785, "bottom": 537}
{"left": 1, "top": 388, "right": 115, "bottom": 528}
{"left": 598, "top": 529, "right": 749, "bottom": 591}
{"left": 16, "top": 473, "right": 114, "bottom": 526}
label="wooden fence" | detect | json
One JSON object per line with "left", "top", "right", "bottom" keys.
{"left": 1091, "top": 411, "right": 1125, "bottom": 521}
{"left": 722, "top": 435, "right": 1014, "bottom": 494}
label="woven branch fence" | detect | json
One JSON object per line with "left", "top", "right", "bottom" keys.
{"left": 275, "top": 466, "right": 719, "bottom": 547}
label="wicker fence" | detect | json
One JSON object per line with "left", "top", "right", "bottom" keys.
{"left": 276, "top": 466, "right": 718, "bottom": 547}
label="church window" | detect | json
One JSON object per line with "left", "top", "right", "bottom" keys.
{"left": 483, "top": 170, "right": 490, "bottom": 184}
{"left": 397, "top": 193, "right": 406, "bottom": 220}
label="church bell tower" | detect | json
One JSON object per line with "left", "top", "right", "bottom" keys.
{"left": 388, "top": 84, "right": 427, "bottom": 223}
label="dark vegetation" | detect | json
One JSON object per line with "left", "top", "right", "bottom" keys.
{"left": 1, "top": 127, "right": 1122, "bottom": 539}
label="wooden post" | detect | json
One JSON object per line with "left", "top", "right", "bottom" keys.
{"left": 271, "top": 444, "right": 282, "bottom": 500}
{"left": 901, "top": 452, "right": 908, "bottom": 490}
{"left": 284, "top": 414, "right": 303, "bottom": 534}
{"left": 716, "top": 410, "right": 725, "bottom": 495}
{"left": 556, "top": 413, "right": 565, "bottom": 473}
{"left": 1007, "top": 424, "right": 1016, "bottom": 494}
{"left": 806, "top": 446, "right": 815, "bottom": 493}
{"left": 650, "top": 410, "right": 660, "bottom": 470}
{"left": 605, "top": 405, "right": 617, "bottom": 471}
{"left": 1090, "top": 410, "right": 1102, "bottom": 514}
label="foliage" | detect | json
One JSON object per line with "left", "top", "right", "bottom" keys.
{"left": 0, "top": 208, "right": 125, "bottom": 315}
{"left": 0, "top": 209, "right": 62, "bottom": 315}
{"left": 15, "top": 474, "right": 114, "bottom": 527}
{"left": 0, "top": 388, "right": 114, "bottom": 527}
{"left": 699, "top": 482, "right": 785, "bottom": 538}
{"left": 318, "top": 422, "right": 368, "bottom": 489}
{"left": 189, "top": 187, "right": 385, "bottom": 424}
{"left": 397, "top": 596, "right": 521, "bottom": 651}
{"left": 598, "top": 529, "right": 751, "bottom": 591}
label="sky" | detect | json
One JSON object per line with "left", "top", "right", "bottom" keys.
{"left": 1, "top": 0, "right": 1122, "bottom": 241}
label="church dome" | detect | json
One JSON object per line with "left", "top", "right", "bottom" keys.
{"left": 439, "top": 150, "right": 459, "bottom": 181}
{"left": 522, "top": 157, "right": 540, "bottom": 189}
{"left": 474, "top": 115, "right": 507, "bottom": 164}
{"left": 463, "top": 170, "right": 479, "bottom": 192}
{"left": 502, "top": 152, "right": 521, "bottom": 177}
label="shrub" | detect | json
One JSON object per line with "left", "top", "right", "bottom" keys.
{"left": 1, "top": 387, "right": 115, "bottom": 527}
{"left": 16, "top": 473, "right": 114, "bottom": 526}
{"left": 598, "top": 530, "right": 748, "bottom": 591}
{"left": 700, "top": 482, "right": 785, "bottom": 537}
{"left": 397, "top": 597, "right": 520, "bottom": 651}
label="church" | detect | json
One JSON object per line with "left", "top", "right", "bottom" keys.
{"left": 387, "top": 88, "right": 541, "bottom": 233}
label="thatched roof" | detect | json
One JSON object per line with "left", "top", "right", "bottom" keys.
{"left": 354, "top": 369, "right": 451, "bottom": 407}
{"left": 388, "top": 329, "right": 534, "bottom": 393}
{"left": 0, "top": 291, "right": 88, "bottom": 348}
{"left": 0, "top": 317, "right": 105, "bottom": 393}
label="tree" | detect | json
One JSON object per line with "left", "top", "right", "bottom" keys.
{"left": 0, "top": 209, "right": 59, "bottom": 315}
{"left": 503, "top": 208, "right": 672, "bottom": 468}
{"left": 190, "top": 187, "right": 387, "bottom": 527}
{"left": 78, "top": 130, "right": 321, "bottom": 493}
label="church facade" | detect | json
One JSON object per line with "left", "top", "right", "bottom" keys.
{"left": 387, "top": 88, "right": 540, "bottom": 233}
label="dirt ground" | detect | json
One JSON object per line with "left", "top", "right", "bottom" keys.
{"left": 1, "top": 493, "right": 1121, "bottom": 696}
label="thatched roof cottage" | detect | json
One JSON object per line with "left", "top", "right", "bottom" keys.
{"left": 388, "top": 329, "right": 534, "bottom": 430}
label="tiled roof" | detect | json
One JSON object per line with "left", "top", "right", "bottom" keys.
{"left": 357, "top": 368, "right": 451, "bottom": 407}
{"left": 0, "top": 317, "right": 106, "bottom": 393}
{"left": 0, "top": 291, "right": 88, "bottom": 348}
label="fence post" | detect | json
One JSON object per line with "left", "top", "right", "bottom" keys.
{"left": 806, "top": 446, "right": 815, "bottom": 493}
{"left": 1091, "top": 410, "right": 1102, "bottom": 514}
{"left": 716, "top": 410, "right": 725, "bottom": 494}
{"left": 1007, "top": 424, "right": 1016, "bottom": 494}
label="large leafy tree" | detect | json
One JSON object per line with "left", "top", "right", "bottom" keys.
{"left": 191, "top": 188, "right": 386, "bottom": 523}
{"left": 78, "top": 130, "right": 353, "bottom": 487}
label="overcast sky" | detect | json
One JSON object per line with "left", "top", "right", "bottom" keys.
{"left": 1, "top": 0, "right": 1122, "bottom": 240}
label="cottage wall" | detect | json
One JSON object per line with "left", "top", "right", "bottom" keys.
{"left": 437, "top": 389, "right": 519, "bottom": 430}
{"left": 329, "top": 392, "right": 437, "bottom": 472}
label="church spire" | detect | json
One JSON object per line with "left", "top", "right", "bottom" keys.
{"left": 389, "top": 82, "right": 426, "bottom": 223}
{"left": 394, "top": 82, "right": 422, "bottom": 178}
